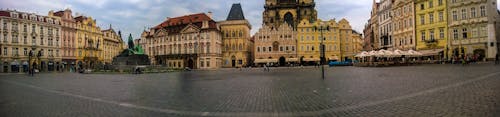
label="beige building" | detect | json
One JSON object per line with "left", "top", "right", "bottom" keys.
{"left": 144, "top": 13, "right": 223, "bottom": 69}
{"left": 392, "top": 0, "right": 415, "bottom": 50}
{"left": 219, "top": 3, "right": 253, "bottom": 68}
{"left": 101, "top": 25, "right": 124, "bottom": 64}
{"left": 253, "top": 23, "right": 297, "bottom": 66}
{"left": 378, "top": 0, "right": 394, "bottom": 50}
{"left": 364, "top": 0, "right": 381, "bottom": 51}
{"left": 448, "top": 0, "right": 500, "bottom": 60}
{"left": 1, "top": 10, "right": 62, "bottom": 73}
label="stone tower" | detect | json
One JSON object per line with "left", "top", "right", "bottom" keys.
{"left": 263, "top": 0, "right": 317, "bottom": 29}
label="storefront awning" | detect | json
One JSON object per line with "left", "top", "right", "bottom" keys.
{"left": 254, "top": 59, "right": 278, "bottom": 63}
{"left": 418, "top": 49, "right": 444, "bottom": 56}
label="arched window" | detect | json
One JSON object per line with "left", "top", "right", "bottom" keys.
{"left": 239, "top": 44, "right": 243, "bottom": 50}
{"left": 239, "top": 31, "right": 243, "bottom": 37}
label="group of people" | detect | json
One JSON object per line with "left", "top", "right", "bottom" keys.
{"left": 451, "top": 54, "right": 483, "bottom": 65}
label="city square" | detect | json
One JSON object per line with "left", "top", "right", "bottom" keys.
{"left": 1, "top": 64, "right": 500, "bottom": 117}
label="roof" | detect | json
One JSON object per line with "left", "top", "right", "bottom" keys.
{"left": 0, "top": 10, "right": 10, "bottom": 17}
{"left": 226, "top": 3, "right": 245, "bottom": 20}
{"left": 153, "top": 13, "right": 213, "bottom": 29}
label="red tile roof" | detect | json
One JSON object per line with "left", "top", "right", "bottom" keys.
{"left": 152, "top": 13, "right": 218, "bottom": 35}
{"left": 0, "top": 11, "right": 10, "bottom": 17}
{"left": 153, "top": 13, "right": 213, "bottom": 29}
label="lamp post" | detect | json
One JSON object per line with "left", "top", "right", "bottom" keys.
{"left": 28, "top": 50, "right": 33, "bottom": 75}
{"left": 314, "top": 22, "right": 329, "bottom": 80}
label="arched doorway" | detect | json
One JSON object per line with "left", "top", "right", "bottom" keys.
{"left": 231, "top": 55, "right": 236, "bottom": 67}
{"left": 279, "top": 56, "right": 286, "bottom": 66}
{"left": 284, "top": 12, "right": 294, "bottom": 27}
{"left": 187, "top": 59, "right": 194, "bottom": 69}
{"left": 473, "top": 49, "right": 486, "bottom": 60}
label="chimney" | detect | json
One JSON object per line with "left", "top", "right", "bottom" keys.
{"left": 207, "top": 11, "right": 213, "bottom": 19}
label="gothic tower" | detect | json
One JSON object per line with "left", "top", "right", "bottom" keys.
{"left": 263, "top": 0, "right": 317, "bottom": 29}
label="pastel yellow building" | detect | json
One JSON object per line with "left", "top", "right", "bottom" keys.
{"left": 101, "top": 25, "right": 124, "bottom": 64}
{"left": 297, "top": 18, "right": 357, "bottom": 64}
{"left": 74, "top": 16, "right": 103, "bottom": 69}
{"left": 219, "top": 3, "right": 253, "bottom": 68}
{"left": 415, "top": 0, "right": 449, "bottom": 58}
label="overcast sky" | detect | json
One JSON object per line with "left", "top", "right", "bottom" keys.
{"left": 1, "top": 0, "right": 499, "bottom": 41}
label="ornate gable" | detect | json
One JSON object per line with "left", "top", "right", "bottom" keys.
{"left": 180, "top": 24, "right": 200, "bottom": 34}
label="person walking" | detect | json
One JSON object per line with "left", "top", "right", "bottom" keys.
{"left": 495, "top": 53, "right": 499, "bottom": 65}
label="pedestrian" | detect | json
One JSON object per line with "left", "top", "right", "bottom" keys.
{"left": 263, "top": 64, "right": 268, "bottom": 72}
{"left": 495, "top": 54, "right": 499, "bottom": 65}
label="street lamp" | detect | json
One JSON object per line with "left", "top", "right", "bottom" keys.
{"left": 28, "top": 50, "right": 33, "bottom": 75}
{"left": 313, "top": 22, "right": 330, "bottom": 80}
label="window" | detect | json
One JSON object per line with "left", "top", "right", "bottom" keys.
{"left": 23, "top": 24, "right": 27, "bottom": 32}
{"left": 32, "top": 36, "right": 36, "bottom": 45}
{"left": 280, "top": 46, "right": 283, "bottom": 51}
{"left": 439, "top": 28, "right": 445, "bottom": 39}
{"left": 56, "top": 50, "right": 59, "bottom": 57}
{"left": 480, "top": 6, "right": 486, "bottom": 17}
{"left": 420, "top": 4, "right": 424, "bottom": 10}
{"left": 23, "top": 48, "right": 27, "bottom": 56}
{"left": 420, "top": 15, "right": 425, "bottom": 25}
{"left": 438, "top": 11, "right": 444, "bottom": 21}
{"left": 268, "top": 47, "right": 271, "bottom": 52}
{"left": 472, "top": 28, "right": 478, "bottom": 38}
{"left": 301, "top": 46, "right": 304, "bottom": 51}
{"left": 429, "top": 29, "right": 435, "bottom": 40}
{"left": 452, "top": 11, "right": 458, "bottom": 21}
{"left": 428, "top": 0, "right": 433, "bottom": 8}
{"left": 201, "top": 60, "right": 204, "bottom": 67}
{"left": 301, "top": 36, "right": 304, "bottom": 41}
{"left": 13, "top": 47, "right": 18, "bottom": 56}
{"left": 206, "top": 59, "right": 210, "bottom": 67}
{"left": 429, "top": 13, "right": 434, "bottom": 23}
{"left": 462, "top": 28, "right": 468, "bottom": 39}
{"left": 292, "top": 46, "right": 295, "bottom": 51}
{"left": 438, "top": 0, "right": 443, "bottom": 6}
{"left": 2, "top": 47, "right": 6, "bottom": 56}
{"left": 481, "top": 27, "right": 487, "bottom": 37}
{"left": 23, "top": 36, "right": 27, "bottom": 44}
{"left": 461, "top": 9, "right": 467, "bottom": 20}
{"left": 3, "top": 34, "right": 7, "bottom": 42}
{"left": 257, "top": 47, "right": 260, "bottom": 52}
{"left": 12, "top": 35, "right": 18, "bottom": 43}
{"left": 470, "top": 7, "right": 476, "bottom": 18}
{"left": 421, "top": 31, "right": 426, "bottom": 41}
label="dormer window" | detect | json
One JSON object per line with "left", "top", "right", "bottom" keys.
{"left": 22, "top": 14, "right": 27, "bottom": 19}
{"left": 11, "top": 13, "right": 19, "bottom": 18}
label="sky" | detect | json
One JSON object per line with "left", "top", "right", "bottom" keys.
{"left": 1, "top": 0, "right": 499, "bottom": 41}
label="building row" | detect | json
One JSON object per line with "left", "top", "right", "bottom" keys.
{"left": 139, "top": 1, "right": 363, "bottom": 69}
{"left": 364, "top": 0, "right": 500, "bottom": 60}
{"left": 0, "top": 9, "right": 124, "bottom": 73}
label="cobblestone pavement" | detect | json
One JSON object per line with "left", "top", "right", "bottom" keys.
{"left": 1, "top": 64, "right": 499, "bottom": 117}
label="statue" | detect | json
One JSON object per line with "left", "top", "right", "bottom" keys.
{"left": 112, "top": 33, "right": 150, "bottom": 65}
{"left": 124, "top": 33, "right": 144, "bottom": 55}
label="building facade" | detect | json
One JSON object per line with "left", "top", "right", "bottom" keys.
{"left": 1, "top": 10, "right": 62, "bottom": 73}
{"left": 219, "top": 3, "right": 253, "bottom": 68}
{"left": 415, "top": 0, "right": 449, "bottom": 58}
{"left": 297, "top": 18, "right": 357, "bottom": 64}
{"left": 392, "top": 0, "right": 415, "bottom": 50}
{"left": 101, "top": 25, "right": 124, "bottom": 64}
{"left": 253, "top": 23, "right": 297, "bottom": 66}
{"left": 364, "top": 0, "right": 381, "bottom": 51}
{"left": 378, "top": 0, "right": 394, "bottom": 50}
{"left": 52, "top": 9, "right": 77, "bottom": 71}
{"left": 448, "top": 0, "right": 499, "bottom": 60}
{"left": 263, "top": 0, "right": 317, "bottom": 29}
{"left": 74, "top": 16, "right": 103, "bottom": 69}
{"left": 145, "top": 13, "right": 223, "bottom": 69}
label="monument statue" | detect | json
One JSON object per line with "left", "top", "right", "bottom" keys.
{"left": 112, "top": 33, "right": 150, "bottom": 65}
{"left": 127, "top": 34, "right": 144, "bottom": 55}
